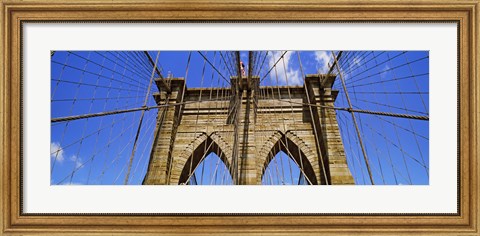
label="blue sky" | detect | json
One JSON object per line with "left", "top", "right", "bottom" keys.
{"left": 50, "top": 50, "right": 428, "bottom": 185}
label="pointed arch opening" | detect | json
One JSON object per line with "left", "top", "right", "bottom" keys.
{"left": 260, "top": 133, "right": 319, "bottom": 185}
{"left": 187, "top": 152, "right": 233, "bottom": 185}
{"left": 178, "top": 136, "right": 233, "bottom": 185}
{"left": 262, "top": 151, "right": 309, "bottom": 185}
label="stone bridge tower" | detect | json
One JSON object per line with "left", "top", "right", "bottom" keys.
{"left": 143, "top": 74, "right": 354, "bottom": 185}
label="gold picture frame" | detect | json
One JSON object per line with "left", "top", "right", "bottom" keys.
{"left": 1, "top": 0, "right": 478, "bottom": 234}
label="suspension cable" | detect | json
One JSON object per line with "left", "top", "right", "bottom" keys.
{"left": 331, "top": 51, "right": 375, "bottom": 185}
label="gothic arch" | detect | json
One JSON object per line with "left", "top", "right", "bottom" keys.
{"left": 170, "top": 132, "right": 233, "bottom": 184}
{"left": 257, "top": 130, "right": 321, "bottom": 185}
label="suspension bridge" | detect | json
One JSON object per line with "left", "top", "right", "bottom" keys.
{"left": 50, "top": 50, "right": 429, "bottom": 185}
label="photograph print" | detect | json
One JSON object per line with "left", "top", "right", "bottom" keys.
{"left": 50, "top": 50, "right": 429, "bottom": 185}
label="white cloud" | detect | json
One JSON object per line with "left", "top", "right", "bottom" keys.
{"left": 352, "top": 56, "right": 362, "bottom": 67}
{"left": 50, "top": 142, "right": 64, "bottom": 162}
{"left": 268, "top": 51, "right": 301, "bottom": 85}
{"left": 70, "top": 155, "right": 83, "bottom": 169}
{"left": 313, "top": 51, "right": 331, "bottom": 73}
{"left": 381, "top": 64, "right": 391, "bottom": 79}
{"left": 349, "top": 56, "right": 363, "bottom": 72}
